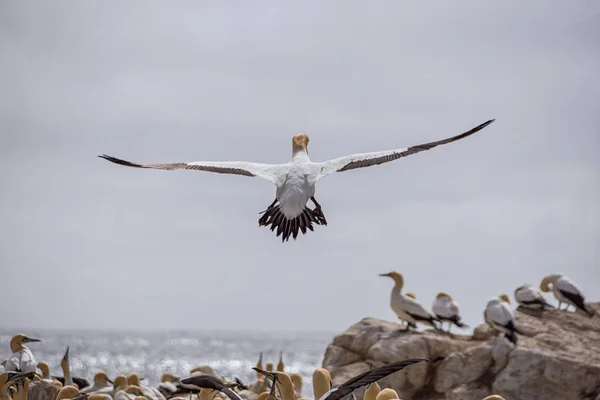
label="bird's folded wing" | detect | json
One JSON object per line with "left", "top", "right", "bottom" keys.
{"left": 400, "top": 298, "right": 435, "bottom": 319}
{"left": 312, "top": 119, "right": 495, "bottom": 182}
{"left": 487, "top": 304, "right": 513, "bottom": 325}
{"left": 99, "top": 155, "right": 289, "bottom": 186}
{"left": 556, "top": 278, "right": 583, "bottom": 296}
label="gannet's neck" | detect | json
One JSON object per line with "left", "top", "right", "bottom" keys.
{"left": 292, "top": 149, "right": 310, "bottom": 162}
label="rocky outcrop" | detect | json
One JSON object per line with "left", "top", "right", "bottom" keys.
{"left": 322, "top": 303, "right": 600, "bottom": 400}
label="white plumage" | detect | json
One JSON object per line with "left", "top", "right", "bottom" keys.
{"left": 540, "top": 274, "right": 593, "bottom": 316}
{"left": 514, "top": 284, "right": 553, "bottom": 310}
{"left": 4, "top": 334, "right": 40, "bottom": 373}
{"left": 432, "top": 293, "right": 468, "bottom": 332}
{"left": 99, "top": 120, "right": 494, "bottom": 242}
{"left": 484, "top": 295, "right": 520, "bottom": 345}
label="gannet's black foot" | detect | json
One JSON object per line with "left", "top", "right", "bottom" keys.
{"left": 310, "top": 196, "right": 328, "bottom": 225}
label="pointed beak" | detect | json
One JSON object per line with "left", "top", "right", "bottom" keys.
{"left": 62, "top": 346, "right": 70, "bottom": 362}
{"left": 379, "top": 273, "right": 390, "bottom": 277}
{"left": 106, "top": 377, "right": 114, "bottom": 384}
{"left": 23, "top": 336, "right": 41, "bottom": 344}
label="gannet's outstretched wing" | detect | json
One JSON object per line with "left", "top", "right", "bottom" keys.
{"left": 99, "top": 154, "right": 289, "bottom": 186}
{"left": 312, "top": 119, "right": 495, "bottom": 182}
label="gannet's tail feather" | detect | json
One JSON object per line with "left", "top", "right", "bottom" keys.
{"left": 258, "top": 200, "right": 326, "bottom": 242}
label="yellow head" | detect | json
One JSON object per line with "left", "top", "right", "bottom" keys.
{"left": 56, "top": 385, "right": 79, "bottom": 400}
{"left": 37, "top": 362, "right": 50, "bottom": 379}
{"left": 499, "top": 294, "right": 511, "bottom": 304}
{"left": 266, "top": 362, "right": 274, "bottom": 372}
{"left": 113, "top": 376, "right": 128, "bottom": 390}
{"left": 9, "top": 334, "right": 41, "bottom": 353}
{"left": 483, "top": 396, "right": 506, "bottom": 400}
{"left": 127, "top": 373, "right": 141, "bottom": 387}
{"left": 364, "top": 382, "right": 381, "bottom": 400}
{"left": 404, "top": 292, "right": 416, "bottom": 299}
{"left": 312, "top": 368, "right": 331, "bottom": 400}
{"left": 93, "top": 371, "right": 113, "bottom": 385}
{"left": 540, "top": 275, "right": 560, "bottom": 292}
{"left": 379, "top": 271, "right": 404, "bottom": 289}
{"left": 436, "top": 292, "right": 452, "bottom": 300}
{"left": 375, "top": 388, "right": 399, "bottom": 400}
{"left": 161, "top": 372, "right": 179, "bottom": 383}
{"left": 292, "top": 133, "right": 310, "bottom": 153}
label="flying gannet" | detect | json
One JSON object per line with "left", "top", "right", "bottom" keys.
{"left": 484, "top": 294, "right": 522, "bottom": 345}
{"left": 5, "top": 334, "right": 41, "bottom": 373}
{"left": 514, "top": 284, "right": 554, "bottom": 310}
{"left": 540, "top": 274, "right": 594, "bottom": 316}
{"left": 432, "top": 292, "right": 469, "bottom": 333}
{"left": 379, "top": 271, "right": 441, "bottom": 330}
{"left": 99, "top": 119, "right": 495, "bottom": 242}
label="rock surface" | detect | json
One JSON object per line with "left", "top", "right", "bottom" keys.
{"left": 322, "top": 302, "right": 600, "bottom": 400}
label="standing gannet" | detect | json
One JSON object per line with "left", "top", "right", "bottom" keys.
{"left": 432, "top": 292, "right": 469, "bottom": 333}
{"left": 379, "top": 272, "right": 440, "bottom": 330}
{"left": 514, "top": 284, "right": 554, "bottom": 310}
{"left": 540, "top": 274, "right": 593, "bottom": 316}
{"left": 484, "top": 294, "right": 522, "bottom": 345}
{"left": 99, "top": 119, "right": 495, "bottom": 242}
{"left": 5, "top": 334, "right": 41, "bottom": 373}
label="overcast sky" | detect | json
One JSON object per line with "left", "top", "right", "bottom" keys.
{"left": 1, "top": 1, "right": 599, "bottom": 333}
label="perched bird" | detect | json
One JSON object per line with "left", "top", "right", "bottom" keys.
{"left": 432, "top": 292, "right": 469, "bottom": 333}
{"left": 80, "top": 371, "right": 113, "bottom": 394}
{"left": 156, "top": 373, "right": 180, "bottom": 397}
{"left": 484, "top": 294, "right": 522, "bottom": 345}
{"left": 5, "top": 334, "right": 41, "bottom": 373}
{"left": 180, "top": 375, "right": 242, "bottom": 400}
{"left": 540, "top": 274, "right": 593, "bottom": 316}
{"left": 318, "top": 359, "right": 427, "bottom": 400}
{"left": 514, "top": 284, "right": 554, "bottom": 310}
{"left": 379, "top": 272, "right": 441, "bottom": 330}
{"left": 99, "top": 119, "right": 495, "bottom": 242}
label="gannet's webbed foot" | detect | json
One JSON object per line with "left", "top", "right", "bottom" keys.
{"left": 310, "top": 196, "right": 328, "bottom": 225}
{"left": 258, "top": 199, "right": 279, "bottom": 226}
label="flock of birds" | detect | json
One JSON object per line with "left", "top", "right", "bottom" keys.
{"left": 1, "top": 270, "right": 592, "bottom": 400}
{"left": 380, "top": 271, "right": 595, "bottom": 344}
{"left": 3, "top": 119, "right": 588, "bottom": 399}
{"left": 1, "top": 337, "right": 513, "bottom": 400}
